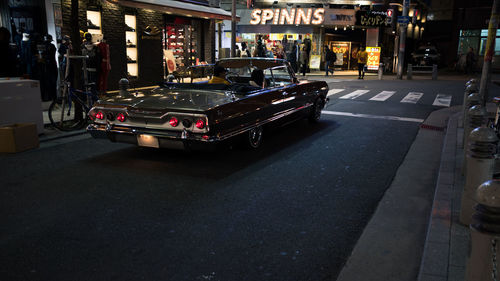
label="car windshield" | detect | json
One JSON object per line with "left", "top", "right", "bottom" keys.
{"left": 416, "top": 48, "right": 437, "bottom": 55}
{"left": 218, "top": 58, "right": 294, "bottom": 87}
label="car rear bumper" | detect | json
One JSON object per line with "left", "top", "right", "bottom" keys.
{"left": 87, "top": 123, "right": 217, "bottom": 150}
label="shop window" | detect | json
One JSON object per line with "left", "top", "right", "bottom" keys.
{"left": 163, "top": 24, "right": 198, "bottom": 73}
{"left": 125, "top": 15, "right": 138, "bottom": 79}
{"left": 480, "top": 29, "right": 500, "bottom": 37}
{"left": 479, "top": 37, "right": 500, "bottom": 56}
{"left": 86, "top": 10, "right": 101, "bottom": 35}
{"left": 460, "top": 30, "right": 480, "bottom": 37}
{"left": 457, "top": 36, "right": 479, "bottom": 55}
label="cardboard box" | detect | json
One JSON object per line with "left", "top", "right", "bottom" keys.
{"left": 0, "top": 123, "right": 39, "bottom": 153}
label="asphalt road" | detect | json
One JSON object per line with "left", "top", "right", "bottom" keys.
{"left": 0, "top": 78, "right": 476, "bottom": 281}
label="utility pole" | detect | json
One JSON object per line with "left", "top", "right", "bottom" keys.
{"left": 478, "top": 0, "right": 500, "bottom": 104}
{"left": 231, "top": 0, "right": 236, "bottom": 57}
{"left": 396, "top": 0, "right": 410, "bottom": 79}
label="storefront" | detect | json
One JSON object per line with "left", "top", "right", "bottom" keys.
{"left": 235, "top": 6, "right": 387, "bottom": 71}
{"left": 60, "top": 0, "right": 232, "bottom": 90}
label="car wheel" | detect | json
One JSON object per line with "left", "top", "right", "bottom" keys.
{"left": 247, "top": 126, "right": 263, "bottom": 149}
{"left": 309, "top": 98, "right": 324, "bottom": 123}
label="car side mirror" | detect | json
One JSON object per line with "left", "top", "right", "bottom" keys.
{"left": 293, "top": 77, "right": 299, "bottom": 84}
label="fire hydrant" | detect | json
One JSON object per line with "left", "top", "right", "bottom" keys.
{"left": 465, "top": 179, "right": 500, "bottom": 281}
{"left": 460, "top": 127, "right": 498, "bottom": 226}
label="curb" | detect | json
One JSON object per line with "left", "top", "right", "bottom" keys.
{"left": 417, "top": 112, "right": 461, "bottom": 281}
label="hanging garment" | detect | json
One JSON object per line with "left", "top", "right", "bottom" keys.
{"left": 97, "top": 41, "right": 111, "bottom": 92}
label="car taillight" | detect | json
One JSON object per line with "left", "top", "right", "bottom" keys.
{"left": 117, "top": 113, "right": 126, "bottom": 122}
{"left": 95, "top": 111, "right": 104, "bottom": 120}
{"left": 195, "top": 119, "right": 205, "bottom": 129}
{"left": 169, "top": 117, "right": 178, "bottom": 127}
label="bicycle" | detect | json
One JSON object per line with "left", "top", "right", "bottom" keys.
{"left": 48, "top": 55, "right": 99, "bottom": 131}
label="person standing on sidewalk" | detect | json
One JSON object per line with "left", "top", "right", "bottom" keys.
{"left": 465, "top": 47, "right": 476, "bottom": 75}
{"left": 325, "top": 45, "right": 336, "bottom": 76}
{"left": 299, "top": 46, "right": 308, "bottom": 77}
{"left": 357, "top": 46, "right": 368, "bottom": 79}
{"left": 287, "top": 45, "right": 298, "bottom": 73}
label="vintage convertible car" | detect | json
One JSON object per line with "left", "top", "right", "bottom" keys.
{"left": 87, "top": 58, "right": 329, "bottom": 149}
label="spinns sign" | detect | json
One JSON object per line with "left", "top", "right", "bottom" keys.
{"left": 250, "top": 8, "right": 325, "bottom": 25}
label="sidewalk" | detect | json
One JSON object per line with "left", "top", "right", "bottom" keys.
{"left": 334, "top": 103, "right": 495, "bottom": 281}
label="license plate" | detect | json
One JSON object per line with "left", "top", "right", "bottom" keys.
{"left": 137, "top": 134, "right": 159, "bottom": 148}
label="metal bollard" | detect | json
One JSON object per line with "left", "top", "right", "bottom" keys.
{"left": 465, "top": 179, "right": 500, "bottom": 281}
{"left": 461, "top": 84, "right": 480, "bottom": 128}
{"left": 466, "top": 78, "right": 478, "bottom": 88}
{"left": 460, "top": 127, "right": 498, "bottom": 226}
{"left": 378, "top": 63, "right": 383, "bottom": 80}
{"left": 407, "top": 64, "right": 413, "bottom": 80}
{"left": 432, "top": 64, "right": 438, "bottom": 80}
{"left": 118, "top": 78, "right": 129, "bottom": 96}
{"left": 462, "top": 93, "right": 482, "bottom": 146}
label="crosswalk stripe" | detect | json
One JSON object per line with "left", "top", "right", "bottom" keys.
{"left": 432, "top": 94, "right": 452, "bottom": 107}
{"left": 327, "top": 89, "right": 345, "bottom": 97}
{"left": 401, "top": 92, "right": 424, "bottom": 104}
{"left": 369, "top": 91, "right": 396, "bottom": 101}
{"left": 322, "top": 110, "right": 424, "bottom": 123}
{"left": 339, "top": 90, "right": 370, "bottom": 100}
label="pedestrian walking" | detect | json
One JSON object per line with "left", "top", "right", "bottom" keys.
{"left": 300, "top": 46, "right": 308, "bottom": 77}
{"left": 241, "top": 42, "right": 251, "bottom": 57}
{"left": 325, "top": 45, "right": 336, "bottom": 76}
{"left": 356, "top": 46, "right": 368, "bottom": 79}
{"left": 465, "top": 47, "right": 476, "bottom": 74}
{"left": 235, "top": 44, "right": 241, "bottom": 58}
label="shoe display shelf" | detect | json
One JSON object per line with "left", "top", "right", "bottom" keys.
{"left": 86, "top": 10, "right": 102, "bottom": 35}
{"left": 125, "top": 14, "right": 138, "bottom": 79}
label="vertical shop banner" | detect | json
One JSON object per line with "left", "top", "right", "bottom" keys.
{"left": 309, "top": 55, "right": 321, "bottom": 69}
{"left": 366, "top": 47, "right": 381, "bottom": 70}
{"left": 164, "top": 49, "right": 176, "bottom": 73}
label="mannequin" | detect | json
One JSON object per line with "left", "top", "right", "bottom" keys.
{"left": 97, "top": 36, "right": 110, "bottom": 94}
{"left": 81, "top": 32, "right": 100, "bottom": 87}
{"left": 42, "top": 34, "right": 58, "bottom": 101}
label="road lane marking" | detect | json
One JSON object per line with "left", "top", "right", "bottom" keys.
{"left": 327, "top": 89, "right": 345, "bottom": 97}
{"left": 369, "top": 91, "right": 396, "bottom": 101}
{"left": 400, "top": 92, "right": 424, "bottom": 104}
{"left": 432, "top": 94, "right": 452, "bottom": 107}
{"left": 339, "top": 90, "right": 370, "bottom": 100}
{"left": 322, "top": 110, "right": 424, "bottom": 123}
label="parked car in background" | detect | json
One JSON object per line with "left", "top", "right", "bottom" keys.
{"left": 87, "top": 58, "right": 329, "bottom": 150}
{"left": 411, "top": 47, "right": 440, "bottom": 66}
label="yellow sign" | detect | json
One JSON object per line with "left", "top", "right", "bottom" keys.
{"left": 366, "top": 47, "right": 381, "bottom": 71}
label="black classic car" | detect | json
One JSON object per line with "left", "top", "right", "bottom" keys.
{"left": 87, "top": 58, "right": 329, "bottom": 149}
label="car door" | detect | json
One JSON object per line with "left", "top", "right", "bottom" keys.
{"left": 268, "top": 65, "right": 303, "bottom": 116}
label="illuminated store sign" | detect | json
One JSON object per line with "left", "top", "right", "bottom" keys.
{"left": 250, "top": 8, "right": 325, "bottom": 25}
{"left": 356, "top": 11, "right": 389, "bottom": 27}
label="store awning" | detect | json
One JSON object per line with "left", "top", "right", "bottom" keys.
{"left": 107, "top": 0, "right": 236, "bottom": 21}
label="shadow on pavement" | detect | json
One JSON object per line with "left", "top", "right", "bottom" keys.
{"left": 85, "top": 119, "right": 339, "bottom": 180}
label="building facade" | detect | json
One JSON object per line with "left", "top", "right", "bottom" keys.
{"left": 216, "top": 0, "right": 428, "bottom": 73}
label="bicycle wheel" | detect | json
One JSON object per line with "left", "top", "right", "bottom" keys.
{"left": 48, "top": 97, "right": 87, "bottom": 131}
